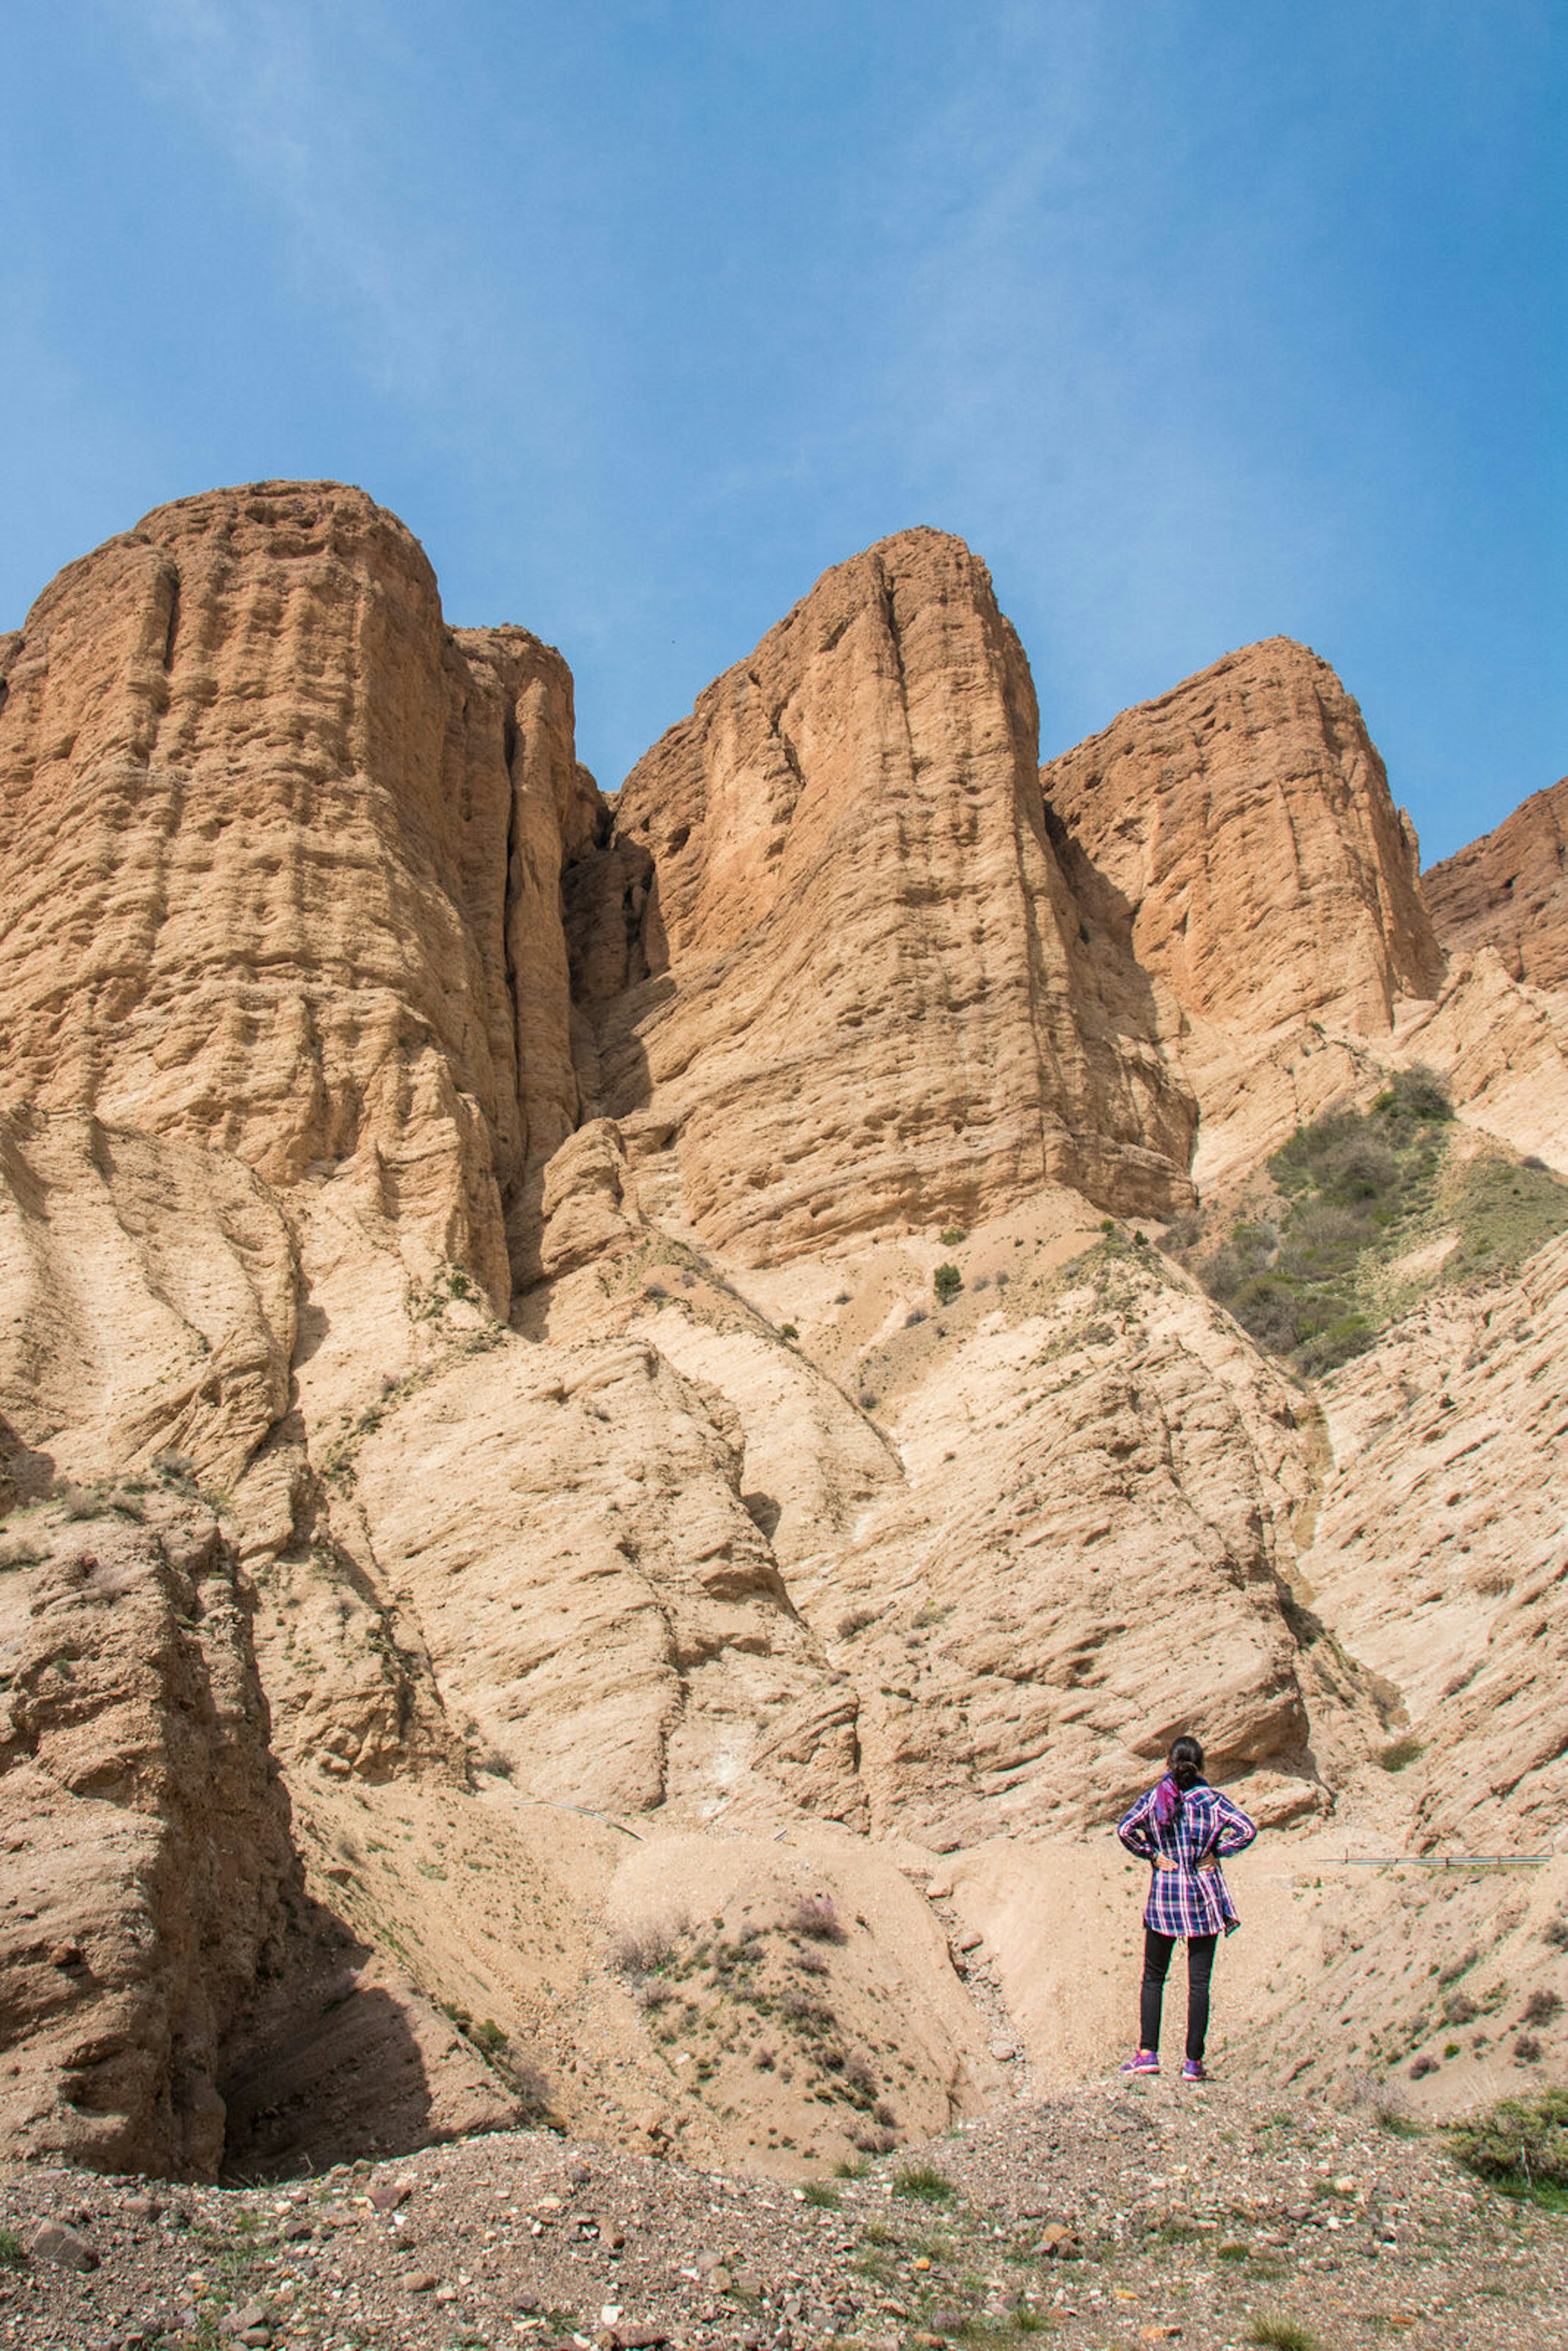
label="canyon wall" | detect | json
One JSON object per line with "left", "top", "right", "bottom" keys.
{"left": 2, "top": 484, "right": 1566, "bottom": 2175}
{"left": 0, "top": 482, "right": 600, "bottom": 1309}
{"left": 566, "top": 529, "right": 1196, "bottom": 1265}
{"left": 1424, "top": 774, "right": 1568, "bottom": 995}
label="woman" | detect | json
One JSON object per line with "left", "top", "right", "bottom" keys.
{"left": 1116, "top": 1734, "right": 1256, "bottom": 2081}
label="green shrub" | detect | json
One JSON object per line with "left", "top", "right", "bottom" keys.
{"left": 1447, "top": 2088, "right": 1568, "bottom": 2204}
{"left": 933, "top": 1264, "right": 963, "bottom": 1307}
{"left": 0, "top": 2229, "right": 25, "bottom": 2268}
{"left": 938, "top": 1227, "right": 967, "bottom": 1247}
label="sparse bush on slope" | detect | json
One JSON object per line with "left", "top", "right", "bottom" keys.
{"left": 1191, "top": 1067, "right": 1568, "bottom": 1376}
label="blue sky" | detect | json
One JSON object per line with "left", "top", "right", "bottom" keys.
{"left": 2, "top": 2, "right": 1562, "bottom": 859}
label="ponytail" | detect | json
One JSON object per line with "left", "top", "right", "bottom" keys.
{"left": 1168, "top": 1734, "right": 1205, "bottom": 1791}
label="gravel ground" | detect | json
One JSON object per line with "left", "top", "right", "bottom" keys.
{"left": 1, "top": 2073, "right": 1562, "bottom": 2351}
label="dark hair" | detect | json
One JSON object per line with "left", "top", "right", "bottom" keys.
{"left": 1167, "top": 1734, "right": 1205, "bottom": 1790}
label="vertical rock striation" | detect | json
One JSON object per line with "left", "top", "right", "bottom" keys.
{"left": 566, "top": 529, "right": 1194, "bottom": 1265}
{"left": 1042, "top": 638, "right": 1446, "bottom": 1182}
{"left": 1423, "top": 775, "right": 1568, "bottom": 997}
{"left": 0, "top": 482, "right": 601, "bottom": 1307}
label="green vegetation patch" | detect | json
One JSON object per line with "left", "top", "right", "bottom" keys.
{"left": 894, "top": 2164, "right": 957, "bottom": 2204}
{"left": 1194, "top": 1070, "right": 1568, "bottom": 1376}
{"left": 1447, "top": 2088, "right": 1568, "bottom": 2208}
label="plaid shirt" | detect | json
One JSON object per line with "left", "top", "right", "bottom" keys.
{"left": 1117, "top": 1780, "right": 1257, "bottom": 1938}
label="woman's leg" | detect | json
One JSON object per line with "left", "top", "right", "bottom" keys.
{"left": 1140, "top": 1929, "right": 1176, "bottom": 2052}
{"left": 1185, "top": 1933, "right": 1218, "bottom": 2061}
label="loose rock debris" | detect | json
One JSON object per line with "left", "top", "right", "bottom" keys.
{"left": 0, "top": 2076, "right": 1562, "bottom": 2350}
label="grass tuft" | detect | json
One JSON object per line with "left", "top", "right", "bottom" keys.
{"left": 1250, "top": 2320, "right": 1320, "bottom": 2351}
{"left": 894, "top": 2164, "right": 956, "bottom": 2205}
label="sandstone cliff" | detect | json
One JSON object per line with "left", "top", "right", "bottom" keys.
{"left": 566, "top": 530, "right": 1195, "bottom": 1264}
{"left": 1041, "top": 638, "right": 1445, "bottom": 1185}
{"left": 1425, "top": 775, "right": 1568, "bottom": 995}
{"left": 0, "top": 482, "right": 600, "bottom": 1309}
{"left": 3, "top": 484, "right": 1568, "bottom": 2180}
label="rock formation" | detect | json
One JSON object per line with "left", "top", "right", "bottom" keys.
{"left": 0, "top": 482, "right": 599, "bottom": 1308}
{"left": 1425, "top": 775, "right": 1568, "bottom": 995}
{"left": 2, "top": 483, "right": 1567, "bottom": 2177}
{"left": 566, "top": 530, "right": 1196, "bottom": 1263}
{"left": 1042, "top": 637, "right": 1446, "bottom": 1185}
{"left": 0, "top": 1498, "right": 296, "bottom": 2175}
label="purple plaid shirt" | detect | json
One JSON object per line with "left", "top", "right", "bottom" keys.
{"left": 1117, "top": 1780, "right": 1257, "bottom": 1938}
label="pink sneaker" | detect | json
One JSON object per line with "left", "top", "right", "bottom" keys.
{"left": 1120, "top": 2050, "right": 1159, "bottom": 2076}
{"left": 1180, "top": 2058, "right": 1208, "bottom": 2082}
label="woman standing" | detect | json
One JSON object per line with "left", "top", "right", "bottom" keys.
{"left": 1116, "top": 1734, "right": 1257, "bottom": 2081}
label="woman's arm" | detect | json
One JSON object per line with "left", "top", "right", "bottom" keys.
{"left": 1116, "top": 1788, "right": 1159, "bottom": 1858}
{"left": 1211, "top": 1792, "right": 1258, "bottom": 1856}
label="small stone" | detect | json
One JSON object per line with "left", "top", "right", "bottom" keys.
{"left": 370, "top": 2183, "right": 411, "bottom": 2213}
{"left": 225, "top": 2302, "right": 270, "bottom": 2334}
{"left": 125, "top": 2194, "right": 163, "bottom": 2221}
{"left": 49, "top": 1942, "right": 85, "bottom": 1968}
{"left": 729, "top": 2269, "right": 763, "bottom": 2297}
{"left": 708, "top": 2264, "right": 732, "bottom": 2293}
{"left": 988, "top": 2037, "right": 1017, "bottom": 2060}
{"left": 956, "top": 1929, "right": 984, "bottom": 1953}
{"left": 407, "top": 2273, "right": 437, "bottom": 2293}
{"left": 280, "top": 2218, "right": 313, "bottom": 2241}
{"left": 29, "top": 2221, "right": 98, "bottom": 2272}
{"left": 435, "top": 2282, "right": 459, "bottom": 2303}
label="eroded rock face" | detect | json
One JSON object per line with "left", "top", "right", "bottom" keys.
{"left": 0, "top": 1108, "right": 296, "bottom": 1492}
{"left": 1425, "top": 776, "right": 1568, "bottom": 995}
{"left": 1044, "top": 637, "right": 1442, "bottom": 1033}
{"left": 0, "top": 482, "right": 600, "bottom": 1306}
{"left": 1300, "top": 1230, "right": 1568, "bottom": 1853}
{"left": 567, "top": 530, "right": 1195, "bottom": 1265}
{"left": 345, "top": 1332, "right": 865, "bottom": 1822}
{"left": 0, "top": 1502, "right": 296, "bottom": 2175}
{"left": 4, "top": 483, "right": 1568, "bottom": 2180}
{"left": 1043, "top": 639, "right": 1445, "bottom": 1184}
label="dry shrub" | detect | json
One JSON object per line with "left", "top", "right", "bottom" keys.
{"left": 789, "top": 1893, "right": 847, "bottom": 1944}
{"left": 610, "top": 1919, "right": 681, "bottom": 1979}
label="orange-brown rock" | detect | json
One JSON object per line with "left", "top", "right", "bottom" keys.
{"left": 567, "top": 530, "right": 1195, "bottom": 1265}
{"left": 1045, "top": 637, "right": 1442, "bottom": 1032}
{"left": 1424, "top": 774, "right": 1568, "bottom": 995}
{"left": 0, "top": 482, "right": 601, "bottom": 1307}
{"left": 1043, "top": 639, "right": 1445, "bottom": 1184}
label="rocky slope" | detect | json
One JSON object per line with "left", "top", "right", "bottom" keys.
{"left": 0, "top": 482, "right": 1566, "bottom": 2188}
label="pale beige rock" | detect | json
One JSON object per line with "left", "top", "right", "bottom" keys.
{"left": 567, "top": 530, "right": 1195, "bottom": 1266}
{"left": 1393, "top": 948, "right": 1568, "bottom": 1174}
{"left": 1300, "top": 1230, "right": 1568, "bottom": 1853}
{"left": 345, "top": 1329, "right": 864, "bottom": 1823}
{"left": 0, "top": 1108, "right": 295, "bottom": 1491}
{"left": 0, "top": 1501, "right": 296, "bottom": 2175}
{"left": 1425, "top": 775, "right": 1568, "bottom": 995}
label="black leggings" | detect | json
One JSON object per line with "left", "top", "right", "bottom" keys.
{"left": 1140, "top": 1928, "right": 1218, "bottom": 2061}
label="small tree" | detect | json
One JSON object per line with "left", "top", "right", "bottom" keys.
{"left": 933, "top": 1263, "right": 963, "bottom": 1307}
